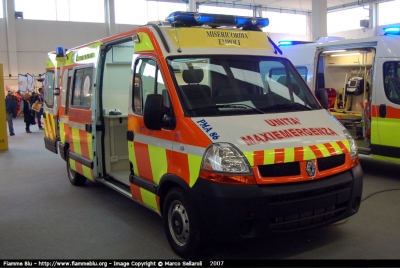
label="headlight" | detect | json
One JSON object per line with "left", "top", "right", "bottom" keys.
{"left": 343, "top": 129, "right": 358, "bottom": 159}
{"left": 201, "top": 143, "right": 251, "bottom": 173}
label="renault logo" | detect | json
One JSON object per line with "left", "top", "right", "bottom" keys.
{"left": 305, "top": 160, "right": 317, "bottom": 177}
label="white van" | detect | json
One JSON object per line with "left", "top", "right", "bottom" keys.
{"left": 42, "top": 12, "right": 363, "bottom": 258}
{"left": 281, "top": 29, "right": 400, "bottom": 163}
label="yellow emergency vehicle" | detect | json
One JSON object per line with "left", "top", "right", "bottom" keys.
{"left": 43, "top": 12, "right": 363, "bottom": 258}
{"left": 280, "top": 28, "right": 400, "bottom": 163}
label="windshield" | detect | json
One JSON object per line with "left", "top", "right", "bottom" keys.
{"left": 167, "top": 55, "right": 321, "bottom": 117}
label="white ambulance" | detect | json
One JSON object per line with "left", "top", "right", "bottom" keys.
{"left": 43, "top": 12, "right": 363, "bottom": 258}
{"left": 280, "top": 28, "right": 400, "bottom": 163}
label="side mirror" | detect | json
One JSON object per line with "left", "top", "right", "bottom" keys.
{"left": 143, "top": 94, "right": 169, "bottom": 130}
{"left": 315, "top": 88, "right": 329, "bottom": 110}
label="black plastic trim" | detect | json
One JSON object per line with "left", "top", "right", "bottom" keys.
{"left": 44, "top": 136, "right": 57, "bottom": 154}
{"left": 129, "top": 174, "right": 158, "bottom": 194}
{"left": 371, "top": 144, "right": 400, "bottom": 158}
{"left": 59, "top": 143, "right": 66, "bottom": 161}
{"left": 69, "top": 151, "right": 93, "bottom": 169}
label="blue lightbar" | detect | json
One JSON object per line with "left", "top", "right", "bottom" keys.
{"left": 278, "top": 41, "right": 293, "bottom": 46}
{"left": 167, "top": 12, "right": 269, "bottom": 30}
{"left": 383, "top": 26, "right": 400, "bottom": 35}
{"left": 278, "top": 40, "right": 314, "bottom": 46}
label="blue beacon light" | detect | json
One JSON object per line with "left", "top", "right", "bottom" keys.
{"left": 167, "top": 12, "right": 269, "bottom": 29}
{"left": 56, "top": 46, "right": 65, "bottom": 57}
{"left": 278, "top": 41, "right": 293, "bottom": 46}
{"left": 383, "top": 26, "right": 400, "bottom": 35}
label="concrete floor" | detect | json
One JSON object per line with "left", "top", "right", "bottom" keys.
{"left": 1, "top": 117, "right": 400, "bottom": 260}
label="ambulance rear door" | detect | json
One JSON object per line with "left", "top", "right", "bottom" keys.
{"left": 372, "top": 58, "right": 400, "bottom": 162}
{"left": 67, "top": 63, "right": 97, "bottom": 181}
{"left": 43, "top": 65, "right": 60, "bottom": 154}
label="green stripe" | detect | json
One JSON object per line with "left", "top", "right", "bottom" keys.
{"left": 82, "top": 166, "right": 93, "bottom": 181}
{"left": 303, "top": 146, "right": 316, "bottom": 160}
{"left": 70, "top": 159, "right": 77, "bottom": 172}
{"left": 263, "top": 149, "right": 275, "bottom": 165}
{"left": 140, "top": 188, "right": 158, "bottom": 211}
{"left": 188, "top": 154, "right": 202, "bottom": 187}
{"left": 316, "top": 144, "right": 330, "bottom": 157}
{"left": 59, "top": 123, "right": 65, "bottom": 144}
{"left": 284, "top": 147, "right": 294, "bottom": 163}
{"left": 243, "top": 151, "right": 254, "bottom": 166}
{"left": 148, "top": 144, "right": 167, "bottom": 185}
{"left": 331, "top": 142, "right": 343, "bottom": 155}
{"left": 134, "top": 33, "right": 155, "bottom": 52}
{"left": 72, "top": 128, "right": 82, "bottom": 155}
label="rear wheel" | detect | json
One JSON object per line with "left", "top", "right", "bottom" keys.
{"left": 163, "top": 187, "right": 203, "bottom": 259}
{"left": 66, "top": 149, "right": 87, "bottom": 186}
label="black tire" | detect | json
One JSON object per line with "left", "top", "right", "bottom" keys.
{"left": 163, "top": 187, "right": 203, "bottom": 259}
{"left": 66, "top": 150, "right": 87, "bottom": 186}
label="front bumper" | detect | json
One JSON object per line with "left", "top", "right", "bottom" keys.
{"left": 190, "top": 164, "right": 363, "bottom": 241}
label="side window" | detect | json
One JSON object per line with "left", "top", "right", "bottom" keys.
{"left": 133, "top": 58, "right": 166, "bottom": 114}
{"left": 62, "top": 69, "right": 73, "bottom": 115}
{"left": 44, "top": 71, "right": 55, "bottom": 107}
{"left": 71, "top": 66, "right": 93, "bottom": 109}
{"left": 383, "top": 61, "right": 400, "bottom": 105}
{"left": 295, "top": 66, "right": 308, "bottom": 81}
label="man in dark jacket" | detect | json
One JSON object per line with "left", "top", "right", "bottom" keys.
{"left": 5, "top": 91, "right": 17, "bottom": 136}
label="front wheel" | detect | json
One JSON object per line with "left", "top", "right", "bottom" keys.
{"left": 163, "top": 187, "right": 203, "bottom": 259}
{"left": 66, "top": 149, "right": 87, "bottom": 186}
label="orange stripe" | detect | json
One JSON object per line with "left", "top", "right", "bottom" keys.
{"left": 79, "top": 129, "right": 90, "bottom": 159}
{"left": 134, "top": 142, "right": 153, "bottom": 182}
{"left": 170, "top": 151, "right": 190, "bottom": 185}
{"left": 336, "top": 141, "right": 349, "bottom": 154}
{"left": 274, "top": 149, "right": 285, "bottom": 164}
{"left": 156, "top": 196, "right": 161, "bottom": 213}
{"left": 253, "top": 150, "right": 265, "bottom": 166}
{"left": 308, "top": 145, "right": 323, "bottom": 158}
{"left": 166, "top": 150, "right": 173, "bottom": 174}
{"left": 323, "top": 143, "right": 337, "bottom": 156}
{"left": 372, "top": 105, "right": 400, "bottom": 119}
{"left": 76, "top": 162, "right": 84, "bottom": 176}
{"left": 294, "top": 147, "right": 304, "bottom": 162}
{"left": 130, "top": 184, "right": 143, "bottom": 202}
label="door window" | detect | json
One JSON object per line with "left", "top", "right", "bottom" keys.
{"left": 71, "top": 66, "right": 93, "bottom": 109}
{"left": 132, "top": 58, "right": 166, "bottom": 114}
{"left": 383, "top": 61, "right": 400, "bottom": 105}
{"left": 44, "top": 71, "right": 55, "bottom": 107}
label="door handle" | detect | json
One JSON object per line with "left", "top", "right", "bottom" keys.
{"left": 127, "top": 130, "right": 134, "bottom": 141}
{"left": 85, "top": 124, "right": 92, "bottom": 133}
{"left": 379, "top": 104, "right": 386, "bottom": 118}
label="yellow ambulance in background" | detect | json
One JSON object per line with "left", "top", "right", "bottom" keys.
{"left": 42, "top": 12, "right": 363, "bottom": 258}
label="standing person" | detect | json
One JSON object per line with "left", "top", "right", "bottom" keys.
{"left": 14, "top": 90, "right": 22, "bottom": 116}
{"left": 5, "top": 91, "right": 17, "bottom": 136}
{"left": 33, "top": 87, "right": 44, "bottom": 130}
{"left": 20, "top": 92, "right": 32, "bottom": 133}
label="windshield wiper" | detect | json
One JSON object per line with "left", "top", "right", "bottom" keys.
{"left": 263, "top": 102, "right": 313, "bottom": 111}
{"left": 189, "top": 104, "right": 265, "bottom": 114}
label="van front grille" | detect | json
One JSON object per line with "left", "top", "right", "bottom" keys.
{"left": 258, "top": 162, "right": 300, "bottom": 177}
{"left": 317, "top": 154, "right": 346, "bottom": 171}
